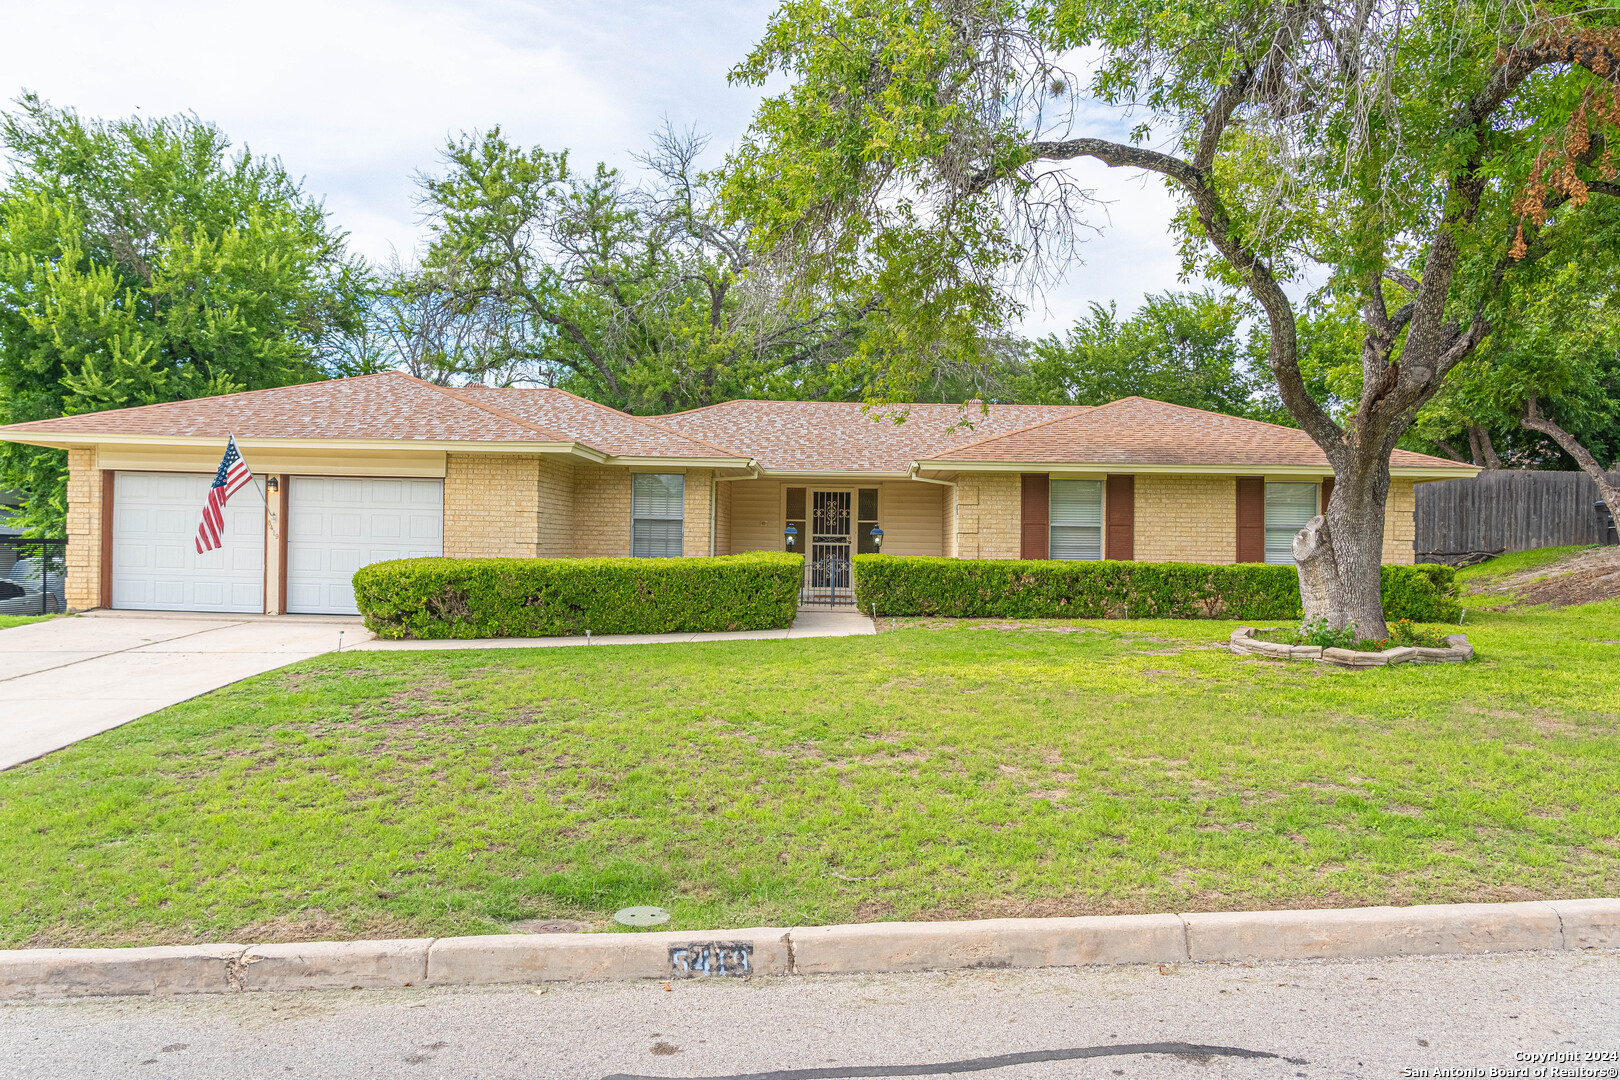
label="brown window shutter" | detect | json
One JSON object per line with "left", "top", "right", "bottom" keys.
{"left": 1105, "top": 474, "right": 1135, "bottom": 561}
{"left": 1236, "top": 476, "right": 1266, "bottom": 562}
{"left": 1020, "top": 474, "right": 1049, "bottom": 559}
{"left": 1320, "top": 476, "right": 1334, "bottom": 515}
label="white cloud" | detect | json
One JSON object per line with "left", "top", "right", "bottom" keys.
{"left": 5, "top": 0, "right": 1194, "bottom": 328}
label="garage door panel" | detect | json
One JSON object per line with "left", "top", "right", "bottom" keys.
{"left": 112, "top": 471, "right": 264, "bottom": 613}
{"left": 287, "top": 477, "right": 443, "bottom": 615}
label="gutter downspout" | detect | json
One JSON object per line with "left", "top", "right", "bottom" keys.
{"left": 710, "top": 461, "right": 761, "bottom": 556}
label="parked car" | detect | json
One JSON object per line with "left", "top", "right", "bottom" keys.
{"left": 0, "top": 556, "right": 64, "bottom": 615}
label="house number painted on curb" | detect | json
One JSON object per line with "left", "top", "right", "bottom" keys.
{"left": 668, "top": 942, "right": 753, "bottom": 978}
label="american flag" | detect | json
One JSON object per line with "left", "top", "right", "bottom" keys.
{"left": 195, "top": 436, "right": 254, "bottom": 553}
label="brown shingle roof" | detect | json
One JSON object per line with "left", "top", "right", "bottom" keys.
{"left": 656, "top": 399, "right": 1092, "bottom": 472}
{"left": 455, "top": 387, "right": 742, "bottom": 459}
{"left": 0, "top": 372, "right": 570, "bottom": 443}
{"left": 0, "top": 376, "right": 1471, "bottom": 473}
{"left": 925, "top": 396, "right": 1460, "bottom": 469}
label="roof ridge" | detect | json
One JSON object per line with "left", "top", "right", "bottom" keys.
{"left": 926, "top": 402, "right": 1101, "bottom": 457}
{"left": 536, "top": 388, "right": 752, "bottom": 458}
{"left": 406, "top": 375, "right": 580, "bottom": 446}
{"left": 464, "top": 386, "right": 753, "bottom": 459}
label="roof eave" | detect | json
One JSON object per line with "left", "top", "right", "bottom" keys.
{"left": 754, "top": 468, "right": 915, "bottom": 479}
{"left": 606, "top": 455, "right": 757, "bottom": 469}
{"left": 914, "top": 459, "right": 1480, "bottom": 479}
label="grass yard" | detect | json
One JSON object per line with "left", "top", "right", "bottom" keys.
{"left": 0, "top": 614, "right": 56, "bottom": 630}
{"left": 1, "top": 597, "right": 1617, "bottom": 948}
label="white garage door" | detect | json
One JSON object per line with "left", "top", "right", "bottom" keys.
{"left": 287, "top": 477, "right": 443, "bottom": 615}
{"left": 112, "top": 471, "right": 265, "bottom": 613}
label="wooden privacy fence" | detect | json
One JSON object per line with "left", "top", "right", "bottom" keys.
{"left": 1415, "top": 469, "right": 1619, "bottom": 560}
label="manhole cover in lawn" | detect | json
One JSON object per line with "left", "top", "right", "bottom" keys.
{"left": 614, "top": 906, "right": 670, "bottom": 928}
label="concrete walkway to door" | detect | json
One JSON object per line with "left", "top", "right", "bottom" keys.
{"left": 0, "top": 612, "right": 368, "bottom": 771}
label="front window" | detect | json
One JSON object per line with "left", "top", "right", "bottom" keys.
{"left": 1049, "top": 480, "right": 1103, "bottom": 561}
{"left": 1264, "top": 482, "right": 1319, "bottom": 564}
{"left": 856, "top": 488, "right": 880, "bottom": 553}
{"left": 632, "top": 473, "right": 684, "bottom": 558}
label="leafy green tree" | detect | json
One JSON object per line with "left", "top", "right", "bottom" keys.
{"left": 1014, "top": 290, "right": 1268, "bottom": 414}
{"left": 724, "top": 0, "right": 1620, "bottom": 635}
{"left": 1409, "top": 199, "right": 1620, "bottom": 512}
{"left": 400, "top": 125, "right": 868, "bottom": 412}
{"left": 0, "top": 95, "right": 369, "bottom": 534}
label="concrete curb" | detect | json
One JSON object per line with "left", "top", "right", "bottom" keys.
{"left": 3, "top": 899, "right": 1615, "bottom": 1001}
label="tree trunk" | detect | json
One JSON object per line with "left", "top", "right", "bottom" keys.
{"left": 1522, "top": 397, "right": 1620, "bottom": 520}
{"left": 1294, "top": 467, "right": 1390, "bottom": 639}
{"left": 1466, "top": 424, "right": 1502, "bottom": 469}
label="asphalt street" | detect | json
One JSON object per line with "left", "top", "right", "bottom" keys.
{"left": 3, "top": 949, "right": 1616, "bottom": 1080}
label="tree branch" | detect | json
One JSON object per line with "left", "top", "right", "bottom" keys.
{"left": 1002, "top": 136, "right": 1343, "bottom": 456}
{"left": 1521, "top": 396, "right": 1620, "bottom": 511}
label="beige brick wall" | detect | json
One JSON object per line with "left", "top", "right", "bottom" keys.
{"left": 951, "top": 472, "right": 1020, "bottom": 559}
{"left": 64, "top": 448, "right": 103, "bottom": 610}
{"left": 443, "top": 453, "right": 540, "bottom": 557}
{"left": 536, "top": 455, "right": 575, "bottom": 557}
{"left": 574, "top": 464, "right": 631, "bottom": 557}
{"left": 1382, "top": 477, "right": 1417, "bottom": 565}
{"left": 683, "top": 469, "right": 714, "bottom": 556}
{"left": 1134, "top": 474, "right": 1238, "bottom": 564}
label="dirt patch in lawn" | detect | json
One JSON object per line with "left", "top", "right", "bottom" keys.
{"left": 1469, "top": 547, "right": 1620, "bottom": 609}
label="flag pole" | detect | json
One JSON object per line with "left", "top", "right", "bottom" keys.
{"left": 232, "top": 434, "right": 278, "bottom": 538}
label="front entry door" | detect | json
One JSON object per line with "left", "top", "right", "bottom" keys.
{"left": 805, "top": 490, "right": 853, "bottom": 605}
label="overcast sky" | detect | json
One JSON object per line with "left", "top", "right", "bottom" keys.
{"left": 2, "top": 0, "right": 1195, "bottom": 337}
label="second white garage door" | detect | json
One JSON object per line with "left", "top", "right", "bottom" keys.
{"left": 286, "top": 477, "right": 444, "bottom": 615}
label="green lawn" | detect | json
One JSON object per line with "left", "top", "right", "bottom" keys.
{"left": 2, "top": 599, "right": 1617, "bottom": 948}
{"left": 0, "top": 613, "right": 56, "bottom": 630}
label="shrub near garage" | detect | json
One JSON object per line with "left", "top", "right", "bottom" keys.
{"left": 354, "top": 552, "right": 803, "bottom": 639}
{"left": 852, "top": 556, "right": 1461, "bottom": 623}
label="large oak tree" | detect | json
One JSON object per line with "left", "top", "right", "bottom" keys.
{"left": 724, "top": 0, "right": 1620, "bottom": 637}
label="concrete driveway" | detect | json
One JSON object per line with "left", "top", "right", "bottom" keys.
{"left": 0, "top": 613, "right": 368, "bottom": 771}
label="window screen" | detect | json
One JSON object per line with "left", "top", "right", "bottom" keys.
{"left": 1049, "top": 480, "right": 1103, "bottom": 561}
{"left": 1264, "top": 482, "right": 1319, "bottom": 565}
{"left": 632, "top": 473, "right": 684, "bottom": 558}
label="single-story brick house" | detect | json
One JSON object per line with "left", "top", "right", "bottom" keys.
{"left": 0, "top": 372, "right": 1476, "bottom": 615}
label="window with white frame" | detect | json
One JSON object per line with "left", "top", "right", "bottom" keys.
{"left": 1049, "top": 479, "right": 1104, "bottom": 561}
{"left": 1264, "top": 482, "right": 1319, "bottom": 564}
{"left": 631, "top": 473, "right": 685, "bottom": 558}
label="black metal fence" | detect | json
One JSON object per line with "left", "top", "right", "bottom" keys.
{"left": 1415, "top": 470, "right": 1619, "bottom": 562}
{"left": 0, "top": 537, "right": 67, "bottom": 615}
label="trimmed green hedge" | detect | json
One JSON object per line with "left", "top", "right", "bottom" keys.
{"left": 852, "top": 556, "right": 1460, "bottom": 624}
{"left": 354, "top": 553, "right": 803, "bottom": 639}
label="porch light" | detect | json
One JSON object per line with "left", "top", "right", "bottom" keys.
{"left": 265, "top": 476, "right": 279, "bottom": 493}
{"left": 784, "top": 523, "right": 798, "bottom": 550}
{"left": 869, "top": 524, "right": 883, "bottom": 551}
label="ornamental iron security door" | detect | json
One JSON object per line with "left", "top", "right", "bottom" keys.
{"left": 802, "top": 490, "right": 854, "bottom": 607}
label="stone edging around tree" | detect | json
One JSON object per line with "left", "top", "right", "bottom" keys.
{"left": 1228, "top": 626, "right": 1474, "bottom": 667}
